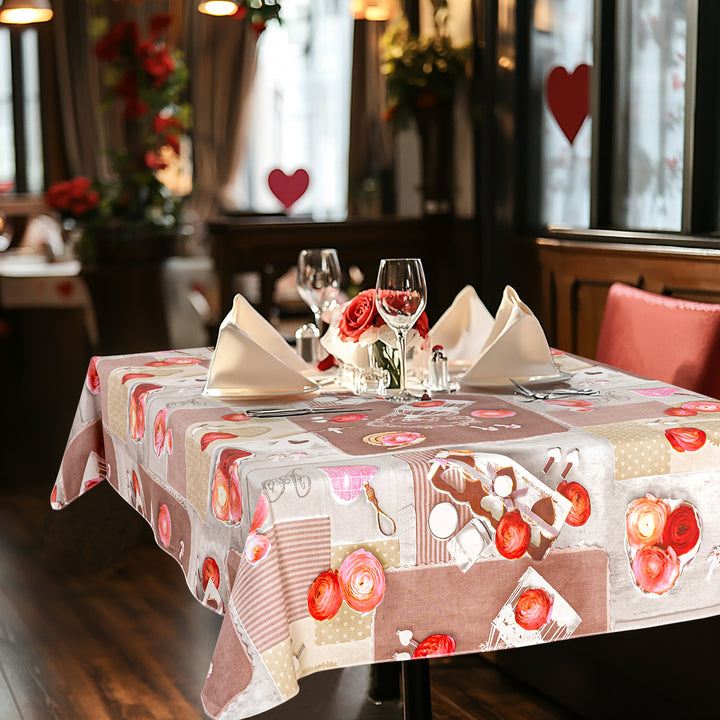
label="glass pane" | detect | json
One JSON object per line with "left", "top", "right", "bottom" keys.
{"left": 229, "top": 0, "right": 353, "bottom": 220}
{"left": 0, "top": 29, "right": 15, "bottom": 192}
{"left": 612, "top": 0, "right": 687, "bottom": 231}
{"left": 529, "top": 0, "right": 594, "bottom": 229}
{"left": 22, "top": 29, "right": 43, "bottom": 193}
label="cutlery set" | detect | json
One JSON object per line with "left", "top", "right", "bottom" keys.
{"left": 508, "top": 378, "right": 599, "bottom": 400}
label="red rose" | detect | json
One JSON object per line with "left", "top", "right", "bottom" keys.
{"left": 557, "top": 480, "right": 591, "bottom": 527}
{"left": 149, "top": 13, "right": 173, "bottom": 39}
{"left": 125, "top": 96, "right": 149, "bottom": 120}
{"left": 495, "top": 509, "right": 530, "bottom": 559}
{"left": 662, "top": 503, "right": 700, "bottom": 557}
{"left": 514, "top": 588, "right": 553, "bottom": 630}
{"left": 116, "top": 70, "right": 138, "bottom": 99}
{"left": 145, "top": 150, "right": 167, "bottom": 170}
{"left": 417, "top": 92, "right": 440, "bottom": 109}
{"left": 414, "top": 311, "right": 429, "bottom": 338}
{"left": 307, "top": 570, "right": 342, "bottom": 621}
{"left": 665, "top": 427, "right": 706, "bottom": 452}
{"left": 165, "top": 133, "right": 181, "bottom": 154}
{"left": 339, "top": 289, "right": 382, "bottom": 341}
{"left": 412, "top": 634, "right": 456, "bottom": 658}
{"left": 153, "top": 114, "right": 183, "bottom": 134}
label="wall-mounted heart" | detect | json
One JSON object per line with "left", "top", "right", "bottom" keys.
{"left": 268, "top": 168, "right": 310, "bottom": 211}
{"left": 545, "top": 63, "right": 591, "bottom": 145}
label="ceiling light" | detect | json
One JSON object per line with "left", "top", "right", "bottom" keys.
{"left": 198, "top": 0, "right": 239, "bottom": 17}
{"left": 0, "top": 0, "right": 53, "bottom": 24}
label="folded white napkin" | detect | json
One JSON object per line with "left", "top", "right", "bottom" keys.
{"left": 204, "top": 294, "right": 319, "bottom": 397}
{"left": 460, "top": 286, "right": 559, "bottom": 385}
{"left": 428, "top": 285, "right": 495, "bottom": 364}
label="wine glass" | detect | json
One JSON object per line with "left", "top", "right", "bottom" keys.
{"left": 296, "top": 248, "right": 341, "bottom": 331}
{"left": 375, "top": 258, "right": 427, "bottom": 401}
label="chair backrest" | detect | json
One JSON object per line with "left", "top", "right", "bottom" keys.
{"left": 596, "top": 282, "right": 720, "bottom": 399}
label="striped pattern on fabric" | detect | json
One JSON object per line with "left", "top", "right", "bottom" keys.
{"left": 401, "top": 450, "right": 472, "bottom": 566}
{"left": 230, "top": 516, "right": 331, "bottom": 653}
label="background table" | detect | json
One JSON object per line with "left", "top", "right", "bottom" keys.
{"left": 53, "top": 347, "right": 720, "bottom": 719}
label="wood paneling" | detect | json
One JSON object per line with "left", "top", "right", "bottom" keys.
{"left": 537, "top": 237, "right": 720, "bottom": 358}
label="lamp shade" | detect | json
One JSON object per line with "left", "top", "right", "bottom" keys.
{"left": 0, "top": 0, "right": 53, "bottom": 24}
{"left": 198, "top": 0, "right": 239, "bottom": 17}
{"left": 350, "top": 0, "right": 394, "bottom": 21}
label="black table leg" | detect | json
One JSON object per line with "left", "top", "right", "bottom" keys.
{"left": 401, "top": 659, "right": 432, "bottom": 720}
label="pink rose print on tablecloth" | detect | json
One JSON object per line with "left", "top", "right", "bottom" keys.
{"left": 145, "top": 357, "right": 203, "bottom": 367}
{"left": 557, "top": 480, "right": 591, "bottom": 527}
{"left": 243, "top": 493, "right": 271, "bottom": 564}
{"left": 129, "top": 383, "right": 162, "bottom": 441}
{"left": 681, "top": 400, "right": 720, "bottom": 413}
{"left": 362, "top": 431, "right": 426, "bottom": 449}
{"left": 625, "top": 494, "right": 701, "bottom": 595}
{"left": 307, "top": 570, "right": 343, "bottom": 621}
{"left": 412, "top": 634, "right": 456, "bottom": 659}
{"left": 338, "top": 548, "right": 386, "bottom": 614}
{"left": 471, "top": 409, "right": 517, "bottom": 418}
{"left": 158, "top": 503, "right": 171, "bottom": 547}
{"left": 211, "top": 449, "right": 252, "bottom": 524}
{"left": 665, "top": 427, "right": 706, "bottom": 452}
{"left": 514, "top": 588, "right": 553, "bottom": 631}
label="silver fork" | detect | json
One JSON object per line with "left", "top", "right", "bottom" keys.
{"left": 508, "top": 378, "right": 599, "bottom": 400}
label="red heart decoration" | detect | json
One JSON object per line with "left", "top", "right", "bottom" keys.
{"left": 546, "top": 63, "right": 591, "bottom": 145}
{"left": 268, "top": 168, "right": 310, "bottom": 210}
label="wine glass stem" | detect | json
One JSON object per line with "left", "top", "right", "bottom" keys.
{"left": 397, "top": 328, "right": 408, "bottom": 393}
{"left": 313, "top": 311, "right": 322, "bottom": 332}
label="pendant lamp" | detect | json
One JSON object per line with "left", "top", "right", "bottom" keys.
{"left": 198, "top": 0, "right": 239, "bottom": 17}
{"left": 0, "top": 0, "right": 53, "bottom": 24}
{"left": 350, "top": 0, "right": 394, "bottom": 22}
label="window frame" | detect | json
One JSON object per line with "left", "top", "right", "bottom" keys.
{"left": 516, "top": 0, "right": 720, "bottom": 243}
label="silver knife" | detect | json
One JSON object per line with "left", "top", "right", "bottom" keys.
{"left": 245, "top": 407, "right": 373, "bottom": 418}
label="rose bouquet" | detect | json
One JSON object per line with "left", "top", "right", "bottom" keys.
{"left": 321, "top": 288, "right": 430, "bottom": 387}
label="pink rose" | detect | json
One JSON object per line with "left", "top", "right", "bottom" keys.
{"left": 338, "top": 549, "right": 386, "bottom": 614}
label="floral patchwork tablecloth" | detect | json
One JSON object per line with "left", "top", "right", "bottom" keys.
{"left": 52, "top": 347, "right": 720, "bottom": 719}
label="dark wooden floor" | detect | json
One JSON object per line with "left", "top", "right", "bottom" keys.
{"left": 0, "top": 453, "right": 580, "bottom": 720}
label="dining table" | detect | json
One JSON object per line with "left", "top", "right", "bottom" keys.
{"left": 52, "top": 344, "right": 720, "bottom": 719}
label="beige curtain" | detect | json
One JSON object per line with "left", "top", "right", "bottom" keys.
{"left": 53, "top": 0, "right": 259, "bottom": 221}
{"left": 347, "top": 20, "right": 395, "bottom": 217}
{"left": 181, "top": 9, "right": 259, "bottom": 220}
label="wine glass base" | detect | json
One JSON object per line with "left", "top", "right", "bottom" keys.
{"left": 385, "top": 388, "right": 423, "bottom": 403}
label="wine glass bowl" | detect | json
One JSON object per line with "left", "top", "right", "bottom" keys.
{"left": 375, "top": 258, "right": 427, "bottom": 401}
{"left": 296, "top": 248, "right": 341, "bottom": 331}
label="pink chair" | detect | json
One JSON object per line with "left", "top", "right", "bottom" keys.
{"left": 596, "top": 282, "right": 720, "bottom": 399}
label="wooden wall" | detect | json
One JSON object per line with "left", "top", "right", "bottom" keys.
{"left": 537, "top": 236, "right": 720, "bottom": 359}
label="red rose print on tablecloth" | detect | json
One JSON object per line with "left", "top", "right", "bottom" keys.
{"left": 412, "top": 634, "right": 456, "bottom": 658}
{"left": 145, "top": 357, "right": 203, "bottom": 367}
{"left": 664, "top": 407, "right": 697, "bottom": 417}
{"left": 514, "top": 588, "right": 553, "bottom": 631}
{"left": 86, "top": 356, "right": 100, "bottom": 393}
{"left": 307, "top": 570, "right": 343, "bottom": 621}
{"left": 494, "top": 509, "right": 531, "bottom": 560}
{"left": 202, "top": 556, "right": 220, "bottom": 592}
{"left": 158, "top": 503, "right": 171, "bottom": 547}
{"left": 211, "top": 449, "right": 252, "bottom": 524}
{"left": 471, "top": 408, "right": 517, "bottom": 418}
{"left": 201, "top": 432, "right": 238, "bottom": 452}
{"left": 330, "top": 413, "right": 369, "bottom": 423}
{"left": 129, "top": 383, "right": 162, "bottom": 441}
{"left": 557, "top": 480, "right": 591, "bottom": 527}
{"left": 153, "top": 408, "right": 173, "bottom": 457}
{"left": 625, "top": 494, "right": 701, "bottom": 595}
{"left": 665, "top": 427, "right": 706, "bottom": 452}
{"left": 337, "top": 548, "right": 386, "bottom": 614}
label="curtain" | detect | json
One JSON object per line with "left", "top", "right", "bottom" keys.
{"left": 347, "top": 20, "right": 395, "bottom": 217}
{"left": 181, "top": 8, "right": 258, "bottom": 221}
{"left": 52, "top": 0, "right": 259, "bottom": 222}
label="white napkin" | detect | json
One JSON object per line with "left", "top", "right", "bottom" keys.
{"left": 460, "top": 286, "right": 559, "bottom": 385}
{"left": 428, "top": 285, "right": 495, "bottom": 364}
{"left": 204, "top": 294, "right": 319, "bottom": 397}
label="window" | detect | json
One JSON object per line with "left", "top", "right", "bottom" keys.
{"left": 522, "top": 0, "right": 719, "bottom": 236}
{"left": 0, "top": 26, "right": 44, "bottom": 194}
{"left": 228, "top": 0, "right": 354, "bottom": 219}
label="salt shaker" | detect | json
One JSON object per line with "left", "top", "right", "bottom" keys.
{"left": 427, "top": 345, "right": 450, "bottom": 392}
{"left": 295, "top": 323, "right": 320, "bottom": 364}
